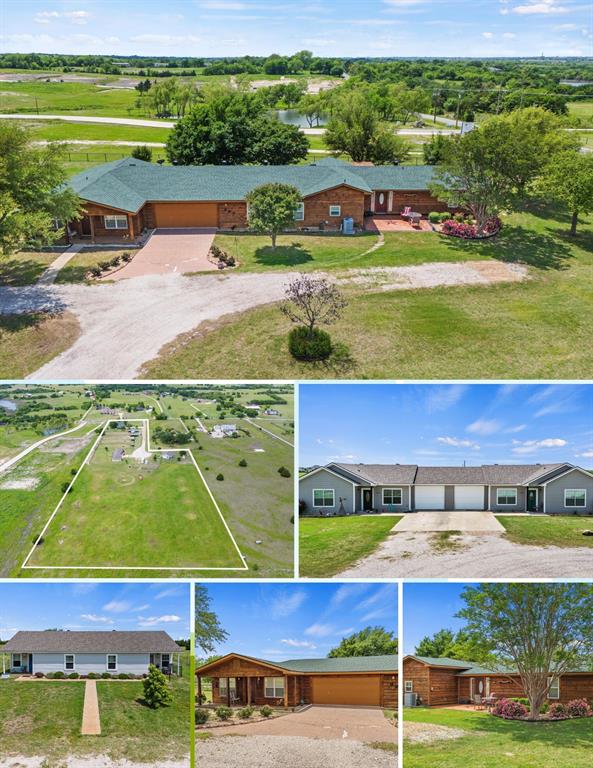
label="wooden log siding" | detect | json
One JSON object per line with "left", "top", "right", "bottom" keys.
{"left": 428, "top": 667, "right": 460, "bottom": 706}
{"left": 382, "top": 674, "right": 398, "bottom": 709}
{"left": 403, "top": 659, "right": 431, "bottom": 706}
{"left": 301, "top": 186, "right": 365, "bottom": 230}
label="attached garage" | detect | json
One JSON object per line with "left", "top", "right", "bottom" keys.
{"left": 153, "top": 202, "right": 219, "bottom": 228}
{"left": 311, "top": 675, "right": 381, "bottom": 706}
{"left": 415, "top": 485, "right": 445, "bottom": 510}
{"left": 454, "top": 485, "right": 485, "bottom": 510}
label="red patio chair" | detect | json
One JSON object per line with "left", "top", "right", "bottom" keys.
{"left": 401, "top": 206, "right": 412, "bottom": 219}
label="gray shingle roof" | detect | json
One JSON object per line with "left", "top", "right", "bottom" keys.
{"left": 68, "top": 158, "right": 438, "bottom": 213}
{"left": 414, "top": 466, "right": 487, "bottom": 484}
{"left": 264, "top": 654, "right": 398, "bottom": 673}
{"left": 3, "top": 630, "right": 180, "bottom": 654}
{"left": 333, "top": 463, "right": 418, "bottom": 485}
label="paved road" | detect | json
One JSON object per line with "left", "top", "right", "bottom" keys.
{"left": 0, "top": 113, "right": 177, "bottom": 128}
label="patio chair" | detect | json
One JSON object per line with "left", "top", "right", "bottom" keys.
{"left": 401, "top": 206, "right": 412, "bottom": 219}
{"left": 473, "top": 694, "right": 484, "bottom": 710}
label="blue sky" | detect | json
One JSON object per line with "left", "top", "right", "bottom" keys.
{"left": 404, "top": 582, "right": 472, "bottom": 654}
{"left": 0, "top": 582, "right": 190, "bottom": 641}
{"left": 299, "top": 383, "right": 593, "bottom": 468}
{"left": 197, "top": 582, "right": 397, "bottom": 660}
{"left": 2, "top": 1, "right": 592, "bottom": 57}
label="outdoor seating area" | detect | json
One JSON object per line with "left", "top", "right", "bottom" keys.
{"left": 364, "top": 215, "right": 432, "bottom": 232}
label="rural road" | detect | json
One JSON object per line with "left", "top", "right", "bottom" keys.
{"left": 0, "top": 262, "right": 526, "bottom": 380}
{"left": 0, "top": 418, "right": 92, "bottom": 474}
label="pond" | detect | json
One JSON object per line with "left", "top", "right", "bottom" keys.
{"left": 0, "top": 399, "right": 17, "bottom": 412}
{"left": 275, "top": 109, "right": 327, "bottom": 128}
{"left": 560, "top": 80, "right": 593, "bottom": 87}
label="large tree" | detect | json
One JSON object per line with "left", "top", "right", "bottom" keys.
{"left": 536, "top": 151, "right": 593, "bottom": 236}
{"left": 324, "top": 91, "right": 410, "bottom": 164}
{"left": 246, "top": 182, "right": 301, "bottom": 248}
{"left": 195, "top": 585, "right": 228, "bottom": 656}
{"left": 415, "top": 628, "right": 495, "bottom": 665}
{"left": 247, "top": 118, "right": 309, "bottom": 165}
{"left": 0, "top": 122, "right": 81, "bottom": 256}
{"left": 328, "top": 626, "right": 398, "bottom": 657}
{"left": 458, "top": 583, "right": 593, "bottom": 720}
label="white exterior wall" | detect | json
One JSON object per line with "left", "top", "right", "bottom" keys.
{"left": 32, "top": 652, "right": 151, "bottom": 675}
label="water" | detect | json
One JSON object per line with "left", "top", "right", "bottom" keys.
{"left": 560, "top": 80, "right": 593, "bottom": 87}
{"left": 275, "top": 109, "right": 327, "bottom": 128}
{"left": 0, "top": 399, "right": 17, "bottom": 412}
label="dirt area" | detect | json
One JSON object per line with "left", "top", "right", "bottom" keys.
{"left": 197, "top": 735, "right": 395, "bottom": 768}
{"left": 39, "top": 435, "right": 93, "bottom": 455}
{"left": 404, "top": 721, "right": 466, "bottom": 744}
{"left": 0, "top": 759, "right": 188, "bottom": 768}
{"left": 0, "top": 477, "right": 39, "bottom": 490}
{"left": 0, "top": 260, "right": 528, "bottom": 379}
{"left": 338, "top": 531, "right": 593, "bottom": 578}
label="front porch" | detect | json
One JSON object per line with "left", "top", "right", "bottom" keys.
{"left": 198, "top": 673, "right": 299, "bottom": 708}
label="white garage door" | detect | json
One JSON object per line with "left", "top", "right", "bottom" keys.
{"left": 454, "top": 485, "right": 485, "bottom": 510}
{"left": 415, "top": 485, "right": 445, "bottom": 510}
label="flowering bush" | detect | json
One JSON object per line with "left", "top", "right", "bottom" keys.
{"left": 548, "top": 702, "right": 569, "bottom": 719}
{"left": 566, "top": 699, "right": 593, "bottom": 718}
{"left": 440, "top": 216, "right": 502, "bottom": 240}
{"left": 492, "top": 698, "right": 528, "bottom": 719}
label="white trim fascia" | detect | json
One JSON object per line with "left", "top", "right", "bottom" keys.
{"left": 300, "top": 464, "right": 369, "bottom": 485}
{"left": 539, "top": 465, "right": 593, "bottom": 485}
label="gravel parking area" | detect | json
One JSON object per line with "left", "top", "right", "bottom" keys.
{"left": 0, "top": 758, "right": 188, "bottom": 768}
{"left": 404, "top": 721, "right": 466, "bottom": 744}
{"left": 197, "top": 735, "right": 396, "bottom": 768}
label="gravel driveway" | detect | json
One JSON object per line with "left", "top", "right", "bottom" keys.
{"left": 0, "top": 261, "right": 526, "bottom": 380}
{"left": 197, "top": 735, "right": 396, "bottom": 768}
{"left": 0, "top": 758, "right": 188, "bottom": 768}
{"left": 338, "top": 531, "right": 593, "bottom": 578}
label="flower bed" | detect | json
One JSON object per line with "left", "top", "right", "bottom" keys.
{"left": 439, "top": 216, "right": 502, "bottom": 240}
{"left": 490, "top": 697, "right": 593, "bottom": 722}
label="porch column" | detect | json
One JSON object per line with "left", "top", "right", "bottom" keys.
{"left": 284, "top": 676, "right": 288, "bottom": 708}
{"left": 197, "top": 675, "right": 202, "bottom": 703}
{"left": 227, "top": 679, "right": 230, "bottom": 707}
{"left": 128, "top": 214, "right": 135, "bottom": 240}
{"left": 370, "top": 192, "right": 376, "bottom": 212}
{"left": 387, "top": 191, "right": 393, "bottom": 212}
{"left": 89, "top": 215, "right": 96, "bottom": 243}
{"left": 177, "top": 654, "right": 180, "bottom": 676}
{"left": 247, "top": 677, "right": 251, "bottom": 705}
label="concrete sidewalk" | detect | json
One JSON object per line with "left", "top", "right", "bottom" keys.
{"left": 394, "top": 511, "right": 504, "bottom": 534}
{"left": 81, "top": 679, "right": 101, "bottom": 735}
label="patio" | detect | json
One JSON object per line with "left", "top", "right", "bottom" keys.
{"left": 365, "top": 215, "right": 433, "bottom": 232}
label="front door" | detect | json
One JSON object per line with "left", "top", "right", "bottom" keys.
{"left": 362, "top": 488, "right": 373, "bottom": 511}
{"left": 375, "top": 191, "right": 388, "bottom": 213}
{"left": 81, "top": 216, "right": 92, "bottom": 236}
{"left": 28, "top": 655, "right": 33, "bottom": 674}
{"left": 527, "top": 488, "right": 538, "bottom": 512}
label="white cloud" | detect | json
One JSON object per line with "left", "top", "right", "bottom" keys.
{"left": 330, "top": 583, "right": 370, "bottom": 607}
{"left": 482, "top": 32, "right": 494, "bottom": 38}
{"left": 358, "top": 584, "right": 397, "bottom": 612}
{"left": 575, "top": 449, "right": 593, "bottom": 458}
{"left": 280, "top": 638, "right": 317, "bottom": 648}
{"left": 81, "top": 614, "right": 114, "bottom": 624}
{"left": 200, "top": 0, "right": 250, "bottom": 8}
{"left": 554, "top": 22, "right": 579, "bottom": 28}
{"left": 467, "top": 419, "right": 501, "bottom": 436}
{"left": 505, "top": 424, "right": 527, "bottom": 433}
{"left": 130, "top": 34, "right": 201, "bottom": 44}
{"left": 512, "top": 1, "right": 570, "bottom": 14}
{"left": 511, "top": 437, "right": 567, "bottom": 454}
{"left": 304, "top": 622, "right": 334, "bottom": 637}
{"left": 503, "top": 32, "right": 517, "bottom": 38}
{"left": 138, "top": 614, "right": 180, "bottom": 627}
{"left": 437, "top": 436, "right": 480, "bottom": 449}
{"left": 34, "top": 10, "right": 91, "bottom": 26}
{"left": 270, "top": 589, "right": 307, "bottom": 618}
{"left": 103, "top": 600, "right": 130, "bottom": 613}
{"left": 426, "top": 385, "right": 467, "bottom": 413}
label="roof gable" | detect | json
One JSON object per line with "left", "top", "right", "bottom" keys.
{"left": 197, "top": 652, "right": 398, "bottom": 675}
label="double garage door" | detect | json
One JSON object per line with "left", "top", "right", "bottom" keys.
{"left": 153, "top": 202, "right": 219, "bottom": 228}
{"left": 311, "top": 675, "right": 381, "bottom": 706}
{"left": 414, "top": 485, "right": 484, "bottom": 510}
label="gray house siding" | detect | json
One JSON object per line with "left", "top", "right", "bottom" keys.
{"left": 299, "top": 469, "right": 356, "bottom": 515}
{"left": 375, "top": 485, "right": 411, "bottom": 512}
{"left": 545, "top": 471, "right": 593, "bottom": 515}
{"left": 31, "top": 652, "right": 151, "bottom": 675}
{"left": 489, "top": 486, "right": 526, "bottom": 512}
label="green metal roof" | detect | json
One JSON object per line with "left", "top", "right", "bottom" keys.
{"left": 410, "top": 656, "right": 475, "bottom": 669}
{"left": 409, "top": 655, "right": 592, "bottom": 676}
{"left": 267, "top": 654, "right": 398, "bottom": 673}
{"left": 68, "top": 157, "right": 437, "bottom": 213}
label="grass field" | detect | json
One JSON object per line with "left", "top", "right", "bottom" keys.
{"left": 0, "top": 676, "right": 189, "bottom": 763}
{"left": 299, "top": 516, "right": 401, "bottom": 577}
{"left": 21, "top": 118, "right": 171, "bottom": 143}
{"left": 144, "top": 206, "right": 593, "bottom": 380}
{"left": 26, "top": 422, "right": 245, "bottom": 572}
{"left": 568, "top": 100, "right": 593, "bottom": 127}
{"left": 404, "top": 707, "right": 593, "bottom": 768}
{"left": 0, "top": 80, "right": 143, "bottom": 117}
{"left": 499, "top": 516, "right": 593, "bottom": 548}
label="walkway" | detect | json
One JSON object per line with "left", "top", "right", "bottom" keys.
{"left": 81, "top": 679, "right": 101, "bottom": 736}
{"left": 37, "top": 244, "right": 84, "bottom": 286}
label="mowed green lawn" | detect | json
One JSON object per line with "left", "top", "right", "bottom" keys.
{"left": 27, "top": 432, "right": 244, "bottom": 571}
{"left": 21, "top": 118, "right": 171, "bottom": 143}
{"left": 404, "top": 708, "right": 593, "bottom": 768}
{"left": 145, "top": 207, "right": 593, "bottom": 380}
{"left": 499, "top": 516, "right": 593, "bottom": 548}
{"left": 0, "top": 677, "right": 189, "bottom": 763}
{"left": 299, "top": 516, "right": 401, "bottom": 577}
{"left": 0, "top": 80, "right": 143, "bottom": 117}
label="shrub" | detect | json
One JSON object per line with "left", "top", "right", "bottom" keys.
{"left": 566, "top": 698, "right": 593, "bottom": 718}
{"left": 492, "top": 698, "right": 527, "bottom": 719}
{"left": 237, "top": 706, "right": 255, "bottom": 719}
{"left": 121, "top": 252, "right": 133, "bottom": 262}
{"left": 143, "top": 664, "right": 173, "bottom": 709}
{"left": 35, "top": 672, "right": 45, "bottom": 678}
{"left": 428, "top": 211, "right": 441, "bottom": 223}
{"left": 68, "top": 672, "right": 80, "bottom": 679}
{"left": 131, "top": 145, "right": 153, "bottom": 162}
{"left": 510, "top": 697, "right": 530, "bottom": 707}
{"left": 87, "top": 672, "right": 99, "bottom": 679}
{"left": 299, "top": 499, "right": 308, "bottom": 515}
{"left": 548, "top": 702, "right": 569, "bottom": 719}
{"left": 238, "top": 458, "right": 247, "bottom": 467}
{"left": 90, "top": 266, "right": 102, "bottom": 277}
{"left": 109, "top": 255, "right": 121, "bottom": 267}
{"left": 215, "top": 705, "right": 233, "bottom": 721}
{"left": 288, "top": 326, "right": 332, "bottom": 361}
{"left": 118, "top": 673, "right": 130, "bottom": 679}
{"left": 98, "top": 260, "right": 111, "bottom": 271}
{"left": 101, "top": 672, "right": 112, "bottom": 679}
{"left": 216, "top": 473, "right": 224, "bottom": 481}
{"left": 195, "top": 708, "right": 210, "bottom": 725}
{"left": 52, "top": 671, "right": 65, "bottom": 679}
{"left": 278, "top": 466, "right": 291, "bottom": 478}
{"left": 260, "top": 705, "right": 273, "bottom": 718}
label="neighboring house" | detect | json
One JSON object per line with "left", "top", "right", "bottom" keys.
{"left": 3, "top": 631, "right": 182, "bottom": 676}
{"left": 112, "top": 448, "right": 125, "bottom": 462}
{"left": 402, "top": 655, "right": 593, "bottom": 707}
{"left": 299, "top": 462, "right": 593, "bottom": 516}
{"left": 264, "top": 408, "right": 280, "bottom": 416}
{"left": 211, "top": 424, "right": 237, "bottom": 438}
{"left": 65, "top": 157, "right": 449, "bottom": 241}
{"left": 161, "top": 451, "right": 176, "bottom": 460}
{"left": 196, "top": 652, "right": 397, "bottom": 708}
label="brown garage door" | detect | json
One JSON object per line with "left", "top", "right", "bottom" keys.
{"left": 311, "top": 675, "right": 381, "bottom": 706}
{"left": 153, "top": 202, "right": 219, "bottom": 228}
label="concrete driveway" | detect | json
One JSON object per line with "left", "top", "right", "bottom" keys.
{"left": 110, "top": 228, "right": 216, "bottom": 279}
{"left": 208, "top": 706, "right": 395, "bottom": 743}
{"left": 394, "top": 511, "right": 504, "bottom": 533}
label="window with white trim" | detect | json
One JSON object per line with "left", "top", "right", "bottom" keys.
{"left": 496, "top": 488, "right": 517, "bottom": 505}
{"left": 162, "top": 653, "right": 170, "bottom": 668}
{"left": 107, "top": 654, "right": 117, "bottom": 671}
{"left": 264, "top": 676, "right": 285, "bottom": 698}
{"left": 329, "top": 204, "right": 341, "bottom": 217}
{"left": 404, "top": 680, "right": 413, "bottom": 693}
{"left": 12, "top": 654, "right": 22, "bottom": 668}
{"left": 104, "top": 215, "right": 128, "bottom": 230}
{"left": 565, "top": 489, "right": 586, "bottom": 507}
{"left": 548, "top": 677, "right": 560, "bottom": 700}
{"left": 313, "top": 489, "right": 335, "bottom": 507}
{"left": 65, "top": 654, "right": 75, "bottom": 671}
{"left": 383, "top": 488, "right": 402, "bottom": 505}
{"left": 293, "top": 202, "right": 304, "bottom": 221}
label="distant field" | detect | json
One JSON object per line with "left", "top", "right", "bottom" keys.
{"left": 568, "top": 100, "right": 593, "bottom": 126}
{"left": 21, "top": 119, "right": 171, "bottom": 143}
{"left": 0, "top": 81, "right": 144, "bottom": 117}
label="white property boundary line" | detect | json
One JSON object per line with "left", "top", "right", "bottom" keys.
{"left": 244, "top": 417, "right": 294, "bottom": 447}
{"left": 22, "top": 418, "right": 248, "bottom": 572}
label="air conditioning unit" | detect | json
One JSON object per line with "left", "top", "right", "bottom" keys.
{"left": 404, "top": 692, "right": 418, "bottom": 707}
